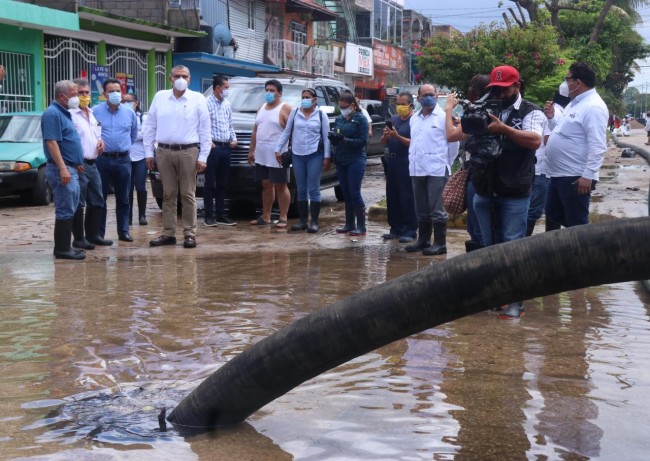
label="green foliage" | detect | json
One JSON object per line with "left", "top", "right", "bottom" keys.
{"left": 417, "top": 24, "right": 561, "bottom": 92}
{"left": 523, "top": 58, "right": 571, "bottom": 106}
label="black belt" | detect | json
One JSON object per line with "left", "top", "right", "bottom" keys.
{"left": 47, "top": 159, "right": 78, "bottom": 168}
{"left": 84, "top": 159, "right": 96, "bottom": 165}
{"left": 158, "top": 143, "right": 200, "bottom": 151}
{"left": 104, "top": 151, "right": 128, "bottom": 158}
{"left": 388, "top": 152, "right": 408, "bottom": 158}
{"left": 212, "top": 140, "right": 230, "bottom": 146}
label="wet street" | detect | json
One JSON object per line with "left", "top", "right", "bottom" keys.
{"left": 1, "top": 140, "right": 649, "bottom": 460}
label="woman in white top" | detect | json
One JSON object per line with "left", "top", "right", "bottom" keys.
{"left": 275, "top": 88, "right": 331, "bottom": 232}
{"left": 123, "top": 93, "right": 148, "bottom": 226}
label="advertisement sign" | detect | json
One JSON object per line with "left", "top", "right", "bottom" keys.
{"left": 116, "top": 72, "right": 136, "bottom": 96}
{"left": 373, "top": 43, "right": 404, "bottom": 72}
{"left": 344, "top": 43, "right": 373, "bottom": 77}
{"left": 90, "top": 65, "right": 109, "bottom": 106}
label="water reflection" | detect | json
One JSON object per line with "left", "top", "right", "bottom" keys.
{"left": 0, "top": 247, "right": 649, "bottom": 459}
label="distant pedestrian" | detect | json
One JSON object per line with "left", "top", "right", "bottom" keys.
{"left": 275, "top": 88, "right": 331, "bottom": 233}
{"left": 544, "top": 61, "right": 608, "bottom": 228}
{"left": 204, "top": 75, "right": 238, "bottom": 227}
{"left": 247, "top": 79, "right": 292, "bottom": 228}
{"left": 70, "top": 78, "right": 112, "bottom": 249}
{"left": 645, "top": 111, "right": 650, "bottom": 145}
{"left": 144, "top": 65, "right": 212, "bottom": 249}
{"left": 93, "top": 78, "right": 138, "bottom": 243}
{"left": 380, "top": 91, "right": 416, "bottom": 243}
{"left": 121, "top": 92, "right": 149, "bottom": 227}
{"left": 42, "top": 80, "right": 85, "bottom": 260}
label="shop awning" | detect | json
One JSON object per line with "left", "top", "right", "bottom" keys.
{"left": 285, "top": 0, "right": 338, "bottom": 22}
{"left": 175, "top": 52, "right": 281, "bottom": 74}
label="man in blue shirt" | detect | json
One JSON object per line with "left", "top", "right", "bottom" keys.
{"left": 93, "top": 78, "right": 138, "bottom": 242}
{"left": 42, "top": 80, "right": 85, "bottom": 260}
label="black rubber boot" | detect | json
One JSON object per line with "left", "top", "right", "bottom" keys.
{"left": 128, "top": 189, "right": 134, "bottom": 226}
{"left": 336, "top": 202, "right": 356, "bottom": 233}
{"left": 545, "top": 218, "right": 561, "bottom": 232}
{"left": 405, "top": 221, "right": 432, "bottom": 252}
{"left": 54, "top": 219, "right": 86, "bottom": 260}
{"left": 465, "top": 240, "right": 484, "bottom": 253}
{"left": 72, "top": 208, "right": 95, "bottom": 250}
{"left": 526, "top": 220, "right": 536, "bottom": 237}
{"left": 349, "top": 206, "right": 366, "bottom": 236}
{"left": 85, "top": 206, "right": 113, "bottom": 246}
{"left": 307, "top": 201, "right": 321, "bottom": 233}
{"left": 291, "top": 201, "right": 309, "bottom": 231}
{"left": 422, "top": 222, "right": 447, "bottom": 255}
{"left": 137, "top": 190, "right": 148, "bottom": 225}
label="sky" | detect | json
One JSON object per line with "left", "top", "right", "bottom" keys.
{"left": 404, "top": 0, "right": 650, "bottom": 92}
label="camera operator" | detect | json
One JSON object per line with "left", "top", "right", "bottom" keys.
{"left": 470, "top": 65, "right": 545, "bottom": 319}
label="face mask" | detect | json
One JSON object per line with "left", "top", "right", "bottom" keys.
{"left": 78, "top": 95, "right": 91, "bottom": 108}
{"left": 174, "top": 78, "right": 188, "bottom": 92}
{"left": 301, "top": 99, "right": 314, "bottom": 109}
{"left": 108, "top": 91, "right": 122, "bottom": 105}
{"left": 265, "top": 92, "right": 276, "bottom": 104}
{"left": 420, "top": 95, "right": 437, "bottom": 108}
{"left": 124, "top": 101, "right": 135, "bottom": 110}
{"left": 67, "top": 96, "right": 80, "bottom": 110}
{"left": 559, "top": 81, "right": 570, "bottom": 97}
{"left": 340, "top": 108, "right": 352, "bottom": 117}
{"left": 221, "top": 89, "right": 230, "bottom": 98}
{"left": 396, "top": 105, "right": 411, "bottom": 117}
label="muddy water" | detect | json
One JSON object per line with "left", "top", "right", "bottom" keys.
{"left": 1, "top": 245, "right": 650, "bottom": 460}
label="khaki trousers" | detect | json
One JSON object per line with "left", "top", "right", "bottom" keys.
{"left": 157, "top": 146, "right": 199, "bottom": 237}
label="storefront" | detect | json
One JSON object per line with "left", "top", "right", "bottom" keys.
{"left": 355, "top": 42, "right": 405, "bottom": 100}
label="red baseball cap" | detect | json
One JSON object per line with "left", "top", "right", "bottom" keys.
{"left": 486, "top": 65, "right": 520, "bottom": 87}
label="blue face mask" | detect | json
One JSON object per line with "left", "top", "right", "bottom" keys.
{"left": 301, "top": 99, "right": 314, "bottom": 109}
{"left": 108, "top": 91, "right": 122, "bottom": 105}
{"left": 420, "top": 95, "right": 437, "bottom": 108}
{"left": 265, "top": 92, "right": 276, "bottom": 104}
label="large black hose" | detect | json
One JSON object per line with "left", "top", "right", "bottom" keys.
{"left": 169, "top": 217, "right": 650, "bottom": 430}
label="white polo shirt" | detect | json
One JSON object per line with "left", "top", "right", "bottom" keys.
{"left": 70, "top": 107, "right": 101, "bottom": 160}
{"left": 408, "top": 104, "right": 459, "bottom": 177}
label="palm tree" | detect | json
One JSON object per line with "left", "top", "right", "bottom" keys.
{"left": 590, "top": 0, "right": 650, "bottom": 44}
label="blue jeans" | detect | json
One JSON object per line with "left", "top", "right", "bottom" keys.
{"left": 528, "top": 174, "right": 550, "bottom": 222}
{"left": 292, "top": 151, "right": 323, "bottom": 202}
{"left": 385, "top": 154, "right": 417, "bottom": 238}
{"left": 411, "top": 175, "right": 448, "bottom": 224}
{"left": 473, "top": 194, "right": 530, "bottom": 246}
{"left": 96, "top": 154, "right": 132, "bottom": 236}
{"left": 465, "top": 178, "right": 482, "bottom": 244}
{"left": 45, "top": 163, "right": 80, "bottom": 220}
{"left": 337, "top": 158, "right": 366, "bottom": 208}
{"left": 131, "top": 159, "right": 147, "bottom": 193}
{"left": 203, "top": 145, "right": 231, "bottom": 217}
{"left": 545, "top": 176, "right": 591, "bottom": 227}
{"left": 78, "top": 162, "right": 104, "bottom": 209}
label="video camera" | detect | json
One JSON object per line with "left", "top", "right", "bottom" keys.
{"left": 458, "top": 93, "right": 502, "bottom": 136}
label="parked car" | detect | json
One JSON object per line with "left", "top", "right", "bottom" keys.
{"left": 0, "top": 112, "right": 52, "bottom": 205}
{"left": 150, "top": 77, "right": 389, "bottom": 213}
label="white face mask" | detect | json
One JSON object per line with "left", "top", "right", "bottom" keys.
{"left": 174, "top": 77, "right": 188, "bottom": 92}
{"left": 222, "top": 89, "right": 229, "bottom": 98}
{"left": 559, "top": 81, "right": 570, "bottom": 97}
{"left": 340, "top": 108, "right": 352, "bottom": 117}
{"left": 67, "top": 96, "right": 80, "bottom": 110}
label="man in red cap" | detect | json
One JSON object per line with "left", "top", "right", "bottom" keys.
{"left": 470, "top": 65, "right": 545, "bottom": 319}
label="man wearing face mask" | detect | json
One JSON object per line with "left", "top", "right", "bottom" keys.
{"left": 380, "top": 91, "right": 417, "bottom": 243}
{"left": 93, "top": 78, "right": 138, "bottom": 243}
{"left": 144, "top": 65, "right": 212, "bottom": 248}
{"left": 406, "top": 84, "right": 459, "bottom": 256}
{"left": 42, "top": 80, "right": 86, "bottom": 260}
{"left": 472, "top": 65, "right": 544, "bottom": 319}
{"left": 544, "top": 61, "right": 608, "bottom": 229}
{"left": 69, "top": 78, "right": 111, "bottom": 250}
{"left": 204, "top": 75, "right": 238, "bottom": 227}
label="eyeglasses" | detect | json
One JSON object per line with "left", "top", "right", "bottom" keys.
{"left": 421, "top": 93, "right": 436, "bottom": 98}
{"left": 78, "top": 90, "right": 90, "bottom": 95}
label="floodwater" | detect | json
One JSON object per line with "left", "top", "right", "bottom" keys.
{"left": 1, "top": 244, "right": 650, "bottom": 461}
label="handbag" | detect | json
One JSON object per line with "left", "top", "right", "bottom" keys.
{"left": 443, "top": 166, "right": 469, "bottom": 215}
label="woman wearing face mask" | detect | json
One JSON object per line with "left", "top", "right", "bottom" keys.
{"left": 122, "top": 93, "right": 148, "bottom": 226}
{"left": 329, "top": 92, "right": 369, "bottom": 236}
{"left": 274, "top": 89, "right": 331, "bottom": 233}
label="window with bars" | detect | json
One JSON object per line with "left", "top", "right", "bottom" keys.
{"left": 0, "top": 50, "right": 34, "bottom": 113}
{"left": 290, "top": 21, "right": 307, "bottom": 45}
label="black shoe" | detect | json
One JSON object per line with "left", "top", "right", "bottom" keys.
{"left": 119, "top": 233, "right": 133, "bottom": 242}
{"left": 383, "top": 233, "right": 398, "bottom": 240}
{"left": 139, "top": 216, "right": 148, "bottom": 226}
{"left": 150, "top": 235, "right": 177, "bottom": 246}
{"left": 216, "top": 216, "right": 236, "bottom": 226}
{"left": 183, "top": 235, "right": 197, "bottom": 248}
{"left": 398, "top": 236, "right": 415, "bottom": 243}
{"left": 72, "top": 239, "right": 95, "bottom": 250}
{"left": 204, "top": 216, "right": 217, "bottom": 227}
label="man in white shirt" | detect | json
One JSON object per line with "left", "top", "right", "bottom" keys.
{"left": 544, "top": 61, "right": 608, "bottom": 228}
{"left": 144, "top": 65, "right": 212, "bottom": 248}
{"left": 405, "top": 84, "right": 459, "bottom": 256}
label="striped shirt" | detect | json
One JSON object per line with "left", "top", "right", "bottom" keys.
{"left": 206, "top": 94, "right": 236, "bottom": 143}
